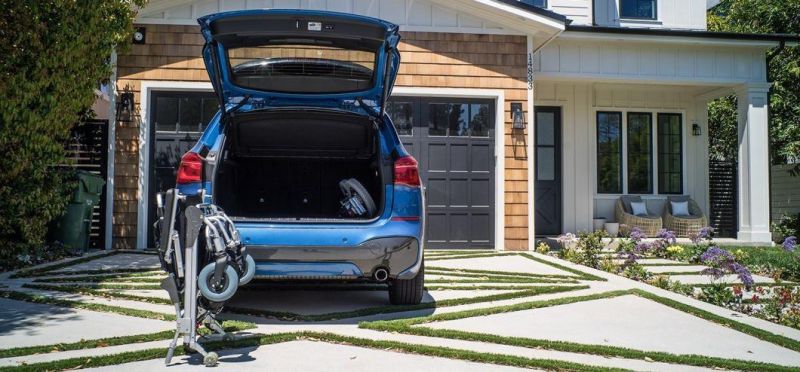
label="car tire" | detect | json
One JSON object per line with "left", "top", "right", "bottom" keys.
{"left": 388, "top": 261, "right": 424, "bottom": 305}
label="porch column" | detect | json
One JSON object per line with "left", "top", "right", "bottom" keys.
{"left": 735, "top": 83, "right": 772, "bottom": 242}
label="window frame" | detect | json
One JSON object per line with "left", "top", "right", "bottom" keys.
{"left": 594, "top": 108, "right": 685, "bottom": 196}
{"left": 619, "top": 0, "right": 658, "bottom": 20}
{"left": 657, "top": 113, "right": 684, "bottom": 195}
{"left": 596, "top": 111, "right": 624, "bottom": 194}
{"left": 626, "top": 112, "right": 654, "bottom": 194}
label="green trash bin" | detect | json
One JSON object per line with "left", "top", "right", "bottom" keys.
{"left": 50, "top": 171, "right": 106, "bottom": 252}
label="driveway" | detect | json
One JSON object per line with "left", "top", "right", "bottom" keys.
{"left": 2, "top": 249, "right": 800, "bottom": 371}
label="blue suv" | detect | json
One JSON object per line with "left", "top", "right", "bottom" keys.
{"left": 174, "top": 10, "right": 425, "bottom": 304}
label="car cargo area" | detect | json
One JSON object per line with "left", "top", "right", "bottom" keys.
{"left": 213, "top": 109, "right": 386, "bottom": 221}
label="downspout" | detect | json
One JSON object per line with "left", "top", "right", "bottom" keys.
{"left": 104, "top": 48, "right": 118, "bottom": 251}
{"left": 527, "top": 27, "right": 564, "bottom": 247}
{"left": 765, "top": 40, "right": 785, "bottom": 232}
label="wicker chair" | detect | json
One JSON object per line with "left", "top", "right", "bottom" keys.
{"left": 663, "top": 196, "right": 707, "bottom": 237}
{"left": 614, "top": 196, "right": 663, "bottom": 237}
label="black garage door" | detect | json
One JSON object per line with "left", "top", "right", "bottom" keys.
{"left": 387, "top": 97, "right": 496, "bottom": 249}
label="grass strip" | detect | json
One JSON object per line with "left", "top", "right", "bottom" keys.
{"left": 25, "top": 267, "right": 163, "bottom": 278}
{"left": 9, "top": 250, "right": 157, "bottom": 278}
{"left": 425, "top": 278, "right": 575, "bottom": 284}
{"left": 0, "top": 290, "right": 175, "bottom": 321}
{"left": 428, "top": 265, "right": 579, "bottom": 280}
{"left": 46, "top": 283, "right": 164, "bottom": 290}
{"left": 22, "top": 284, "right": 173, "bottom": 305}
{"left": 9, "top": 251, "right": 120, "bottom": 278}
{"left": 34, "top": 273, "right": 165, "bottom": 283}
{"left": 425, "top": 253, "right": 510, "bottom": 261}
{"left": 33, "top": 270, "right": 164, "bottom": 281}
{"left": 638, "top": 262, "right": 700, "bottom": 267}
{"left": 631, "top": 289, "right": 800, "bottom": 353}
{"left": 425, "top": 285, "right": 558, "bottom": 291}
{"left": 225, "top": 285, "right": 588, "bottom": 322}
{"left": 426, "top": 271, "right": 577, "bottom": 284}
{"left": 2, "top": 331, "right": 625, "bottom": 372}
{"left": 361, "top": 289, "right": 799, "bottom": 372}
{"left": 520, "top": 253, "right": 606, "bottom": 281}
{"left": 0, "top": 320, "right": 256, "bottom": 359}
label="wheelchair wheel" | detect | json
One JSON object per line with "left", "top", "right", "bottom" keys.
{"left": 238, "top": 254, "right": 256, "bottom": 285}
{"left": 198, "top": 263, "right": 239, "bottom": 302}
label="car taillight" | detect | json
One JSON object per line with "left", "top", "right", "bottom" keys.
{"left": 176, "top": 152, "right": 202, "bottom": 184}
{"left": 394, "top": 155, "right": 420, "bottom": 187}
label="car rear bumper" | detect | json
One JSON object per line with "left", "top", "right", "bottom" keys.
{"left": 247, "top": 236, "right": 421, "bottom": 280}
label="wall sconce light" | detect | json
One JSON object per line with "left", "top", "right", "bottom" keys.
{"left": 511, "top": 102, "right": 526, "bottom": 130}
{"left": 692, "top": 121, "right": 701, "bottom": 136}
{"left": 119, "top": 92, "right": 134, "bottom": 113}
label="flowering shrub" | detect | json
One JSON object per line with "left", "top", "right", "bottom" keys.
{"left": 728, "top": 285, "right": 800, "bottom": 330}
{"left": 783, "top": 236, "right": 798, "bottom": 252}
{"left": 700, "top": 246, "right": 755, "bottom": 289}
{"left": 535, "top": 241, "right": 551, "bottom": 254}
{"left": 558, "top": 230, "right": 608, "bottom": 269}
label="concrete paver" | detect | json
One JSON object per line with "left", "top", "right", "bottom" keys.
{"left": 84, "top": 340, "right": 538, "bottom": 372}
{"left": 425, "top": 294, "right": 800, "bottom": 366}
{"left": 0, "top": 298, "right": 170, "bottom": 348}
{"left": 430, "top": 255, "right": 579, "bottom": 277}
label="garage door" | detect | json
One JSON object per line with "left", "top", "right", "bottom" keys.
{"left": 387, "top": 97, "right": 496, "bottom": 249}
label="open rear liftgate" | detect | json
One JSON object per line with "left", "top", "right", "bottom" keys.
{"left": 155, "top": 189, "right": 256, "bottom": 367}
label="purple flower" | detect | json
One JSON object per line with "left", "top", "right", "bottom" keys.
{"left": 656, "top": 229, "right": 677, "bottom": 245}
{"left": 701, "top": 267, "right": 726, "bottom": 279}
{"left": 730, "top": 262, "right": 754, "bottom": 289}
{"left": 634, "top": 242, "right": 651, "bottom": 255}
{"left": 699, "top": 226, "right": 714, "bottom": 240}
{"left": 629, "top": 227, "right": 647, "bottom": 242}
{"left": 783, "top": 236, "right": 797, "bottom": 252}
{"left": 700, "top": 246, "right": 734, "bottom": 264}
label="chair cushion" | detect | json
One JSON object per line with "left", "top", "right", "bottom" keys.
{"left": 671, "top": 201, "right": 691, "bottom": 217}
{"left": 620, "top": 195, "right": 643, "bottom": 214}
{"left": 630, "top": 201, "right": 649, "bottom": 216}
{"left": 668, "top": 195, "right": 691, "bottom": 203}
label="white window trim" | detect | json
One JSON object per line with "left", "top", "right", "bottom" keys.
{"left": 591, "top": 107, "right": 687, "bottom": 199}
{"left": 392, "top": 87, "right": 506, "bottom": 251}
{"left": 136, "top": 81, "right": 214, "bottom": 249}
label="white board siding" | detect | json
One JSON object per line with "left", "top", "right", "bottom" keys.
{"left": 535, "top": 82, "right": 710, "bottom": 230}
{"left": 594, "top": 0, "right": 707, "bottom": 30}
{"left": 548, "top": 0, "right": 591, "bottom": 25}
{"left": 137, "top": 0, "right": 520, "bottom": 34}
{"left": 534, "top": 39, "right": 768, "bottom": 85}
{"left": 772, "top": 164, "right": 800, "bottom": 222}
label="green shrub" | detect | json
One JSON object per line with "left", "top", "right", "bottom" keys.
{"left": 735, "top": 246, "right": 800, "bottom": 282}
{"left": 773, "top": 213, "right": 800, "bottom": 242}
{"left": 0, "top": 1, "right": 144, "bottom": 267}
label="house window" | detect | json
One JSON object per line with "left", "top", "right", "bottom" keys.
{"left": 596, "top": 110, "right": 683, "bottom": 195}
{"left": 621, "top": 0, "right": 656, "bottom": 19}
{"left": 658, "top": 113, "right": 683, "bottom": 194}
{"left": 627, "top": 113, "right": 653, "bottom": 194}
{"left": 597, "top": 112, "right": 623, "bottom": 194}
{"left": 520, "top": 0, "right": 547, "bottom": 8}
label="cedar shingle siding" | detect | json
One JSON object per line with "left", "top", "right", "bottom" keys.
{"left": 115, "top": 24, "right": 529, "bottom": 250}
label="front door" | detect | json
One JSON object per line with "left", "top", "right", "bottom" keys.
{"left": 534, "top": 107, "right": 562, "bottom": 236}
{"left": 147, "top": 91, "right": 219, "bottom": 247}
{"left": 387, "top": 97, "right": 496, "bottom": 249}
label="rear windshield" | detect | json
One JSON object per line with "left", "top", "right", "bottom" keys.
{"left": 226, "top": 40, "right": 378, "bottom": 94}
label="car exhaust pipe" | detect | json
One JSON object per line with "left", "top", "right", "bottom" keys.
{"left": 373, "top": 267, "right": 389, "bottom": 282}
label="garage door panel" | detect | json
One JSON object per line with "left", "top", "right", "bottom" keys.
{"left": 449, "top": 213, "right": 470, "bottom": 242}
{"left": 470, "top": 178, "right": 491, "bottom": 206}
{"left": 427, "top": 143, "right": 448, "bottom": 171}
{"left": 470, "top": 213, "right": 492, "bottom": 242}
{"left": 449, "top": 178, "right": 469, "bottom": 206}
{"left": 449, "top": 144, "right": 469, "bottom": 172}
{"left": 426, "top": 178, "right": 448, "bottom": 206}
{"left": 426, "top": 213, "right": 448, "bottom": 242}
{"left": 470, "top": 144, "right": 492, "bottom": 172}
